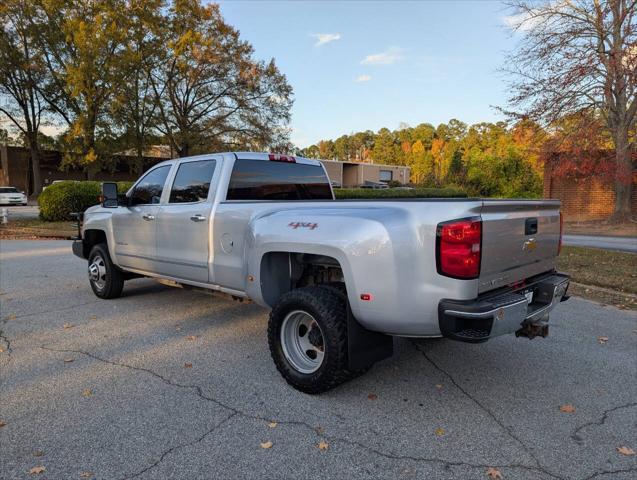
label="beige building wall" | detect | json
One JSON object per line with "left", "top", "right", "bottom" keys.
{"left": 317, "top": 159, "right": 411, "bottom": 187}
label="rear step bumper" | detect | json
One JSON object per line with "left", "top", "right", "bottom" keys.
{"left": 438, "top": 272, "right": 570, "bottom": 343}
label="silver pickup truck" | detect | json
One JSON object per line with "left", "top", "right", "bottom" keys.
{"left": 72, "top": 152, "right": 570, "bottom": 393}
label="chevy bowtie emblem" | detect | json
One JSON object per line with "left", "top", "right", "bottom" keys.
{"left": 523, "top": 238, "right": 537, "bottom": 252}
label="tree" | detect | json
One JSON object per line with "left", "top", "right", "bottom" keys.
{"left": 371, "top": 128, "right": 396, "bottom": 164}
{"left": 111, "top": 0, "right": 165, "bottom": 171}
{"left": 503, "top": 0, "right": 636, "bottom": 221}
{"left": 0, "top": 0, "right": 46, "bottom": 194}
{"left": 152, "top": 0, "right": 293, "bottom": 157}
{"left": 31, "top": 0, "right": 130, "bottom": 173}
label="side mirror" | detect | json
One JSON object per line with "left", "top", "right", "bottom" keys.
{"left": 101, "top": 182, "right": 119, "bottom": 208}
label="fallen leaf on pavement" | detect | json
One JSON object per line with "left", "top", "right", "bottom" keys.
{"left": 0, "top": 420, "right": 6, "bottom": 428}
{"left": 0, "top": 347, "right": 4, "bottom": 353}
{"left": 63, "top": 323, "right": 74, "bottom": 329}
{"left": 32, "top": 451, "right": 44, "bottom": 457}
{"left": 435, "top": 384, "right": 443, "bottom": 390}
{"left": 80, "top": 472, "right": 93, "bottom": 478}
{"left": 89, "top": 315, "right": 97, "bottom": 320}
{"left": 617, "top": 446, "right": 635, "bottom": 456}
{"left": 81, "top": 389, "right": 92, "bottom": 397}
{"left": 597, "top": 336, "right": 608, "bottom": 344}
{"left": 29, "top": 466, "right": 46, "bottom": 475}
{"left": 185, "top": 335, "right": 198, "bottom": 341}
{"left": 63, "top": 358, "right": 74, "bottom": 363}
{"left": 559, "top": 404, "right": 576, "bottom": 413}
{"left": 260, "top": 441, "right": 273, "bottom": 449}
{"left": 486, "top": 467, "right": 503, "bottom": 479}
{"left": 184, "top": 363, "right": 192, "bottom": 368}
{"left": 7, "top": 314, "right": 16, "bottom": 321}
{"left": 268, "top": 422, "right": 277, "bottom": 428}
{"left": 367, "top": 393, "right": 378, "bottom": 400}
{"left": 317, "top": 441, "right": 329, "bottom": 451}
{"left": 434, "top": 427, "right": 445, "bottom": 436}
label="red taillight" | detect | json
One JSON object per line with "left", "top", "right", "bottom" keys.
{"left": 436, "top": 218, "right": 482, "bottom": 279}
{"left": 268, "top": 153, "right": 296, "bottom": 163}
{"left": 558, "top": 211, "right": 563, "bottom": 255}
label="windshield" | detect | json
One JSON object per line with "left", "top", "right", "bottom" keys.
{"left": 0, "top": 187, "right": 19, "bottom": 193}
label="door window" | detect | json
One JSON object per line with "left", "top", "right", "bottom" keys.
{"left": 169, "top": 160, "right": 217, "bottom": 203}
{"left": 130, "top": 165, "right": 171, "bottom": 205}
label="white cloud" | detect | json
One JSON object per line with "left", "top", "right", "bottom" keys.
{"left": 355, "top": 74, "right": 372, "bottom": 82}
{"left": 361, "top": 47, "right": 404, "bottom": 66}
{"left": 502, "top": 11, "right": 541, "bottom": 31}
{"left": 310, "top": 33, "right": 341, "bottom": 47}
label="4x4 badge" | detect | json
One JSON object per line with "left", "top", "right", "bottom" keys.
{"left": 288, "top": 222, "right": 318, "bottom": 230}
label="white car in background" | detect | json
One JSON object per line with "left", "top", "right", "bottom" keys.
{"left": 0, "top": 187, "right": 27, "bottom": 206}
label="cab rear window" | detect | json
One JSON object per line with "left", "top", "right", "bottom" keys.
{"left": 226, "top": 159, "right": 333, "bottom": 200}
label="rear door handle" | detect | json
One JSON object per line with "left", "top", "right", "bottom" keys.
{"left": 190, "top": 214, "right": 207, "bottom": 222}
{"left": 142, "top": 213, "right": 155, "bottom": 221}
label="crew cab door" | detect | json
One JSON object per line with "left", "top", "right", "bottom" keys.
{"left": 155, "top": 158, "right": 219, "bottom": 283}
{"left": 111, "top": 164, "right": 172, "bottom": 272}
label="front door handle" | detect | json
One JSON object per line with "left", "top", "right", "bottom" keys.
{"left": 142, "top": 213, "right": 155, "bottom": 221}
{"left": 190, "top": 214, "right": 206, "bottom": 222}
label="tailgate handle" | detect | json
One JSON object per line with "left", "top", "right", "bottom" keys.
{"left": 525, "top": 218, "right": 538, "bottom": 235}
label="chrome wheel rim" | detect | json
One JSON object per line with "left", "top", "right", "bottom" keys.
{"left": 280, "top": 310, "right": 325, "bottom": 374}
{"left": 88, "top": 255, "right": 107, "bottom": 291}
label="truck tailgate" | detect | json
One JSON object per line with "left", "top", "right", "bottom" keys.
{"left": 478, "top": 200, "right": 561, "bottom": 294}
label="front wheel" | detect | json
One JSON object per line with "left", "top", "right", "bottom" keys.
{"left": 88, "top": 243, "right": 124, "bottom": 299}
{"left": 268, "top": 286, "right": 360, "bottom": 394}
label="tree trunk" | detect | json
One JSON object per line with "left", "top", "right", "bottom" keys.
{"left": 29, "top": 139, "right": 42, "bottom": 196}
{"left": 611, "top": 127, "right": 633, "bottom": 222}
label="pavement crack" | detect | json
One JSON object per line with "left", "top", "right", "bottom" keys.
{"left": 41, "top": 343, "right": 569, "bottom": 479}
{"left": 580, "top": 466, "right": 637, "bottom": 480}
{"left": 571, "top": 402, "right": 637, "bottom": 443}
{"left": 410, "top": 340, "right": 565, "bottom": 480}
{"left": 120, "top": 412, "right": 238, "bottom": 480}
{"left": 0, "top": 329, "right": 11, "bottom": 355}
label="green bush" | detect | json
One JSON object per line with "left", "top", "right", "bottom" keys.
{"left": 334, "top": 187, "right": 466, "bottom": 200}
{"left": 38, "top": 181, "right": 134, "bottom": 221}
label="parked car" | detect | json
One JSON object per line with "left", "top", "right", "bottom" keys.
{"left": 0, "top": 187, "right": 27, "bottom": 206}
{"left": 72, "top": 152, "right": 570, "bottom": 393}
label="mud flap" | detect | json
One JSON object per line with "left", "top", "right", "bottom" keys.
{"left": 346, "top": 306, "right": 393, "bottom": 371}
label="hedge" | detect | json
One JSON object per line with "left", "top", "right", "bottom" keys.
{"left": 39, "top": 181, "right": 133, "bottom": 221}
{"left": 334, "top": 187, "right": 467, "bottom": 199}
{"left": 38, "top": 182, "right": 466, "bottom": 222}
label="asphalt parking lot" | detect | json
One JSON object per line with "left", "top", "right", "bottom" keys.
{"left": 1, "top": 240, "right": 636, "bottom": 480}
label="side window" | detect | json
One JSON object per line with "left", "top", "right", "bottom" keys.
{"left": 226, "top": 159, "right": 333, "bottom": 200}
{"left": 169, "top": 160, "right": 217, "bottom": 203}
{"left": 130, "top": 165, "right": 171, "bottom": 205}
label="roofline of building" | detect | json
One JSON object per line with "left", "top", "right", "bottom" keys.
{"left": 318, "top": 158, "right": 410, "bottom": 169}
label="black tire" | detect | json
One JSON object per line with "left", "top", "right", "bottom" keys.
{"left": 87, "top": 243, "right": 124, "bottom": 299}
{"left": 268, "top": 286, "right": 361, "bottom": 394}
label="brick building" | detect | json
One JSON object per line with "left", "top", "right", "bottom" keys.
{"left": 543, "top": 158, "right": 637, "bottom": 221}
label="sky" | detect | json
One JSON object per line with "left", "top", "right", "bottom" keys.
{"left": 218, "top": 0, "right": 519, "bottom": 148}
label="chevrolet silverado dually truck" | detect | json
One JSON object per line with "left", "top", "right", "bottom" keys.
{"left": 72, "top": 152, "right": 570, "bottom": 393}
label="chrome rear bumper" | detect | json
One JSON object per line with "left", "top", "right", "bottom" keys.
{"left": 438, "top": 272, "right": 570, "bottom": 343}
